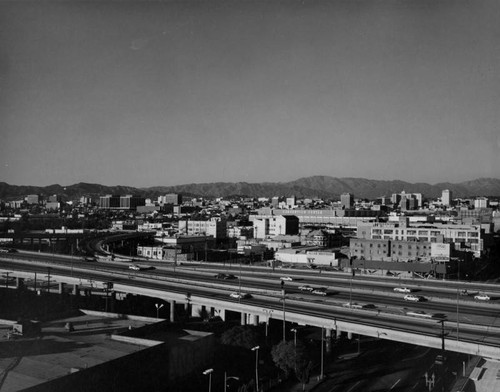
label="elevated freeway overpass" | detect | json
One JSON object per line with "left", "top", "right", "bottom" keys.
{"left": 2, "top": 251, "right": 500, "bottom": 360}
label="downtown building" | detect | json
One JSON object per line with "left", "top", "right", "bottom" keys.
{"left": 252, "top": 207, "right": 382, "bottom": 228}
{"left": 178, "top": 217, "right": 227, "bottom": 239}
{"left": 353, "top": 217, "right": 483, "bottom": 258}
{"left": 99, "top": 195, "right": 146, "bottom": 210}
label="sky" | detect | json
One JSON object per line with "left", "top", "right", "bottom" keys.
{"left": 1, "top": 0, "right": 499, "bottom": 187}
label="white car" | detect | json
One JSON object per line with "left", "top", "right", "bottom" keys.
{"left": 394, "top": 287, "right": 412, "bottom": 293}
{"left": 404, "top": 294, "right": 422, "bottom": 302}
{"left": 298, "top": 285, "right": 314, "bottom": 292}
{"left": 129, "top": 264, "right": 141, "bottom": 271}
{"left": 474, "top": 293, "right": 490, "bottom": 301}
{"left": 312, "top": 289, "right": 327, "bottom": 296}
{"left": 280, "top": 276, "right": 293, "bottom": 281}
{"left": 230, "top": 292, "right": 251, "bottom": 299}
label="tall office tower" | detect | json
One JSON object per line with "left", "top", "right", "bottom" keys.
{"left": 340, "top": 193, "right": 354, "bottom": 209}
{"left": 442, "top": 189, "right": 452, "bottom": 206}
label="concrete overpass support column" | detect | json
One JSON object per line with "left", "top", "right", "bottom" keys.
{"left": 72, "top": 284, "right": 79, "bottom": 295}
{"left": 58, "top": 282, "right": 65, "bottom": 294}
{"left": 252, "top": 314, "right": 259, "bottom": 326}
{"left": 325, "top": 329, "right": 332, "bottom": 353}
{"left": 109, "top": 292, "right": 116, "bottom": 312}
{"left": 217, "top": 308, "right": 226, "bottom": 321}
{"left": 191, "top": 304, "right": 202, "bottom": 318}
{"left": 16, "top": 277, "right": 24, "bottom": 289}
{"left": 169, "top": 300, "right": 175, "bottom": 322}
{"left": 347, "top": 332, "right": 353, "bottom": 340}
{"left": 336, "top": 329, "right": 342, "bottom": 339}
{"left": 241, "top": 312, "right": 247, "bottom": 325}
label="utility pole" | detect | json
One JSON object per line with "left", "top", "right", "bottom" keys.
{"left": 281, "top": 281, "right": 286, "bottom": 342}
{"left": 320, "top": 327, "right": 324, "bottom": 380}
{"left": 46, "top": 267, "right": 51, "bottom": 294}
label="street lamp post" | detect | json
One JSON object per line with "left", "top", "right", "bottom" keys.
{"left": 202, "top": 368, "right": 213, "bottom": 392}
{"left": 263, "top": 309, "right": 273, "bottom": 339}
{"left": 251, "top": 346, "right": 260, "bottom": 392}
{"left": 291, "top": 328, "right": 297, "bottom": 347}
{"left": 456, "top": 288, "right": 460, "bottom": 342}
{"left": 155, "top": 303, "right": 164, "bottom": 319}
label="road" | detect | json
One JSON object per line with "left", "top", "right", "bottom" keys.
{"left": 2, "top": 251, "right": 500, "bottom": 358}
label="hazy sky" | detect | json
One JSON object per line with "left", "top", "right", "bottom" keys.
{"left": 1, "top": 0, "right": 499, "bottom": 187}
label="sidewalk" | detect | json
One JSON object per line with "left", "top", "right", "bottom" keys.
{"left": 449, "top": 356, "right": 500, "bottom": 392}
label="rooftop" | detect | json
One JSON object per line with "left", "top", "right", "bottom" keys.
{"left": 0, "top": 311, "right": 160, "bottom": 392}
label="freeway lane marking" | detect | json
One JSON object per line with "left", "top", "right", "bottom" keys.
{"left": 346, "top": 380, "right": 361, "bottom": 392}
{"left": 389, "top": 379, "right": 401, "bottom": 390}
{"left": 412, "top": 380, "right": 420, "bottom": 389}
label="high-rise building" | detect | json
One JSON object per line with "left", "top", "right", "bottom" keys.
{"left": 286, "top": 196, "right": 296, "bottom": 208}
{"left": 340, "top": 193, "right": 354, "bottom": 209}
{"left": 99, "top": 195, "right": 144, "bottom": 210}
{"left": 158, "top": 194, "right": 182, "bottom": 205}
{"left": 25, "top": 194, "right": 40, "bottom": 205}
{"left": 442, "top": 190, "right": 452, "bottom": 206}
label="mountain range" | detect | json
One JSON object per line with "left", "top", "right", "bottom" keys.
{"left": 1, "top": 176, "right": 500, "bottom": 201}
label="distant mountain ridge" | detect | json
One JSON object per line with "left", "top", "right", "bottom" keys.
{"left": 1, "top": 177, "right": 500, "bottom": 201}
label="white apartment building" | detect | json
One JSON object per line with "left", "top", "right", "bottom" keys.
{"left": 252, "top": 215, "right": 299, "bottom": 239}
{"left": 178, "top": 218, "right": 227, "bottom": 239}
{"left": 474, "top": 197, "right": 489, "bottom": 209}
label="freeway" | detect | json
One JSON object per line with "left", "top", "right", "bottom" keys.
{"left": 2, "top": 251, "right": 500, "bottom": 358}
{"left": 2, "top": 252, "right": 500, "bottom": 324}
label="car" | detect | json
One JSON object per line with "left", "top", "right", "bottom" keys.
{"left": 312, "top": 289, "right": 327, "bottom": 296}
{"left": 230, "top": 292, "right": 251, "bottom": 299}
{"left": 435, "top": 355, "right": 446, "bottom": 365}
{"left": 215, "top": 273, "right": 227, "bottom": 279}
{"left": 394, "top": 287, "right": 412, "bottom": 293}
{"left": 224, "top": 274, "right": 237, "bottom": 280}
{"left": 474, "top": 293, "right": 490, "bottom": 301}
{"left": 343, "top": 302, "right": 364, "bottom": 309}
{"left": 404, "top": 294, "right": 422, "bottom": 302}
{"left": 280, "top": 276, "right": 293, "bottom": 281}
{"left": 298, "top": 285, "right": 314, "bottom": 292}
{"left": 129, "top": 264, "right": 141, "bottom": 271}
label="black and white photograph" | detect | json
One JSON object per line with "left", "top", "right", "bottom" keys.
{"left": 1, "top": 1, "right": 500, "bottom": 391}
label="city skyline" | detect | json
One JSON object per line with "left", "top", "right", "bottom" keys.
{"left": 1, "top": 0, "right": 500, "bottom": 187}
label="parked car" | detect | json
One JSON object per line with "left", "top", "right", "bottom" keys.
{"left": 404, "top": 294, "right": 422, "bottom": 302}
{"left": 474, "top": 293, "right": 490, "bottom": 301}
{"left": 298, "top": 285, "right": 314, "bottom": 292}
{"left": 394, "top": 287, "right": 412, "bottom": 293}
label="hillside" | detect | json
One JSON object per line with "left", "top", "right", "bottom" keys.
{"left": 1, "top": 177, "right": 500, "bottom": 201}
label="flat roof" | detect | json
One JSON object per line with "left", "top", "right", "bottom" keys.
{"left": 0, "top": 313, "right": 157, "bottom": 392}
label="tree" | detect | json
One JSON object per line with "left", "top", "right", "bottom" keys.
{"left": 271, "top": 341, "right": 296, "bottom": 378}
{"left": 271, "top": 340, "right": 313, "bottom": 386}
{"left": 220, "top": 325, "right": 259, "bottom": 349}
